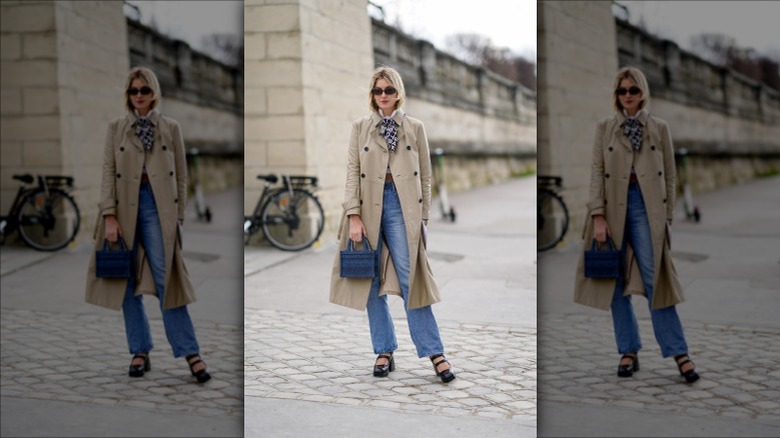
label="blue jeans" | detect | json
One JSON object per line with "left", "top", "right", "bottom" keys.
{"left": 611, "top": 182, "right": 688, "bottom": 358}
{"left": 122, "top": 182, "right": 200, "bottom": 358}
{"left": 365, "top": 182, "right": 445, "bottom": 358}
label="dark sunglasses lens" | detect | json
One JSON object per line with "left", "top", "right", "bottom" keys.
{"left": 140, "top": 87, "right": 153, "bottom": 95}
{"left": 127, "top": 88, "right": 139, "bottom": 95}
{"left": 628, "top": 87, "right": 641, "bottom": 95}
{"left": 616, "top": 88, "right": 627, "bottom": 95}
{"left": 372, "top": 87, "right": 397, "bottom": 96}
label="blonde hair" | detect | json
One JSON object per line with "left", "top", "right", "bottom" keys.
{"left": 124, "top": 66, "right": 161, "bottom": 114}
{"left": 368, "top": 66, "right": 406, "bottom": 112}
{"left": 612, "top": 66, "right": 650, "bottom": 113}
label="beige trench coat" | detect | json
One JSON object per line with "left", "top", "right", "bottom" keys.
{"left": 329, "top": 109, "right": 441, "bottom": 311}
{"left": 85, "top": 111, "right": 196, "bottom": 311}
{"left": 574, "top": 111, "right": 684, "bottom": 310}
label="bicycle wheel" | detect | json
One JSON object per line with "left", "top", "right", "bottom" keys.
{"left": 537, "top": 187, "right": 568, "bottom": 252}
{"left": 17, "top": 188, "right": 80, "bottom": 251}
{"left": 261, "top": 188, "right": 324, "bottom": 251}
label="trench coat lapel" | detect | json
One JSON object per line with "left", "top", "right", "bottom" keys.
{"left": 369, "top": 109, "right": 407, "bottom": 151}
{"left": 124, "top": 110, "right": 161, "bottom": 152}
{"left": 615, "top": 110, "right": 650, "bottom": 152}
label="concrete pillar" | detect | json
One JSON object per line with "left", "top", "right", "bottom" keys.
{"left": 244, "top": 0, "right": 374, "bottom": 237}
{"left": 0, "top": 1, "right": 129, "bottom": 243}
{"left": 537, "top": 0, "right": 618, "bottom": 246}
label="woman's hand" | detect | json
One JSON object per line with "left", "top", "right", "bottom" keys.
{"left": 348, "top": 214, "right": 367, "bottom": 242}
{"left": 592, "top": 214, "right": 611, "bottom": 243}
{"left": 104, "top": 215, "right": 122, "bottom": 243}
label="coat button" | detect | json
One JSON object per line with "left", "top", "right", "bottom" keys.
{"left": 174, "top": 198, "right": 178, "bottom": 203}
{"left": 414, "top": 171, "right": 418, "bottom": 176}
{"left": 406, "top": 145, "right": 411, "bottom": 150}
{"left": 364, "top": 147, "right": 369, "bottom": 151}
{"left": 361, "top": 173, "right": 366, "bottom": 178}
{"left": 605, "top": 173, "right": 610, "bottom": 178}
{"left": 169, "top": 171, "right": 174, "bottom": 176}
{"left": 418, "top": 198, "right": 422, "bottom": 203}
{"left": 116, "top": 173, "right": 121, "bottom": 178}
{"left": 162, "top": 145, "right": 167, "bottom": 150}
{"left": 119, "top": 146, "right": 125, "bottom": 151}
{"left": 658, "top": 171, "right": 662, "bottom": 176}
{"left": 608, "top": 146, "right": 613, "bottom": 151}
{"left": 663, "top": 198, "right": 667, "bottom": 203}
{"left": 605, "top": 200, "right": 608, "bottom": 205}
{"left": 360, "top": 200, "right": 363, "bottom": 205}
{"left": 651, "top": 145, "right": 656, "bottom": 150}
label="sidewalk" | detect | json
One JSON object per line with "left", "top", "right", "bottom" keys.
{"left": 538, "top": 175, "right": 780, "bottom": 437}
{"left": 243, "top": 177, "right": 537, "bottom": 437}
{"left": 1, "top": 187, "right": 245, "bottom": 437}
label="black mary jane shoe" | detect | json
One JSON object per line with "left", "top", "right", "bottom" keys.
{"left": 675, "top": 354, "right": 700, "bottom": 383}
{"left": 186, "top": 353, "right": 212, "bottom": 383}
{"left": 373, "top": 353, "right": 395, "bottom": 377}
{"left": 617, "top": 353, "right": 639, "bottom": 377}
{"left": 430, "top": 353, "right": 456, "bottom": 383}
{"left": 128, "top": 353, "right": 150, "bottom": 377}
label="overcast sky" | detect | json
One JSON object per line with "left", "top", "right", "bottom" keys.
{"left": 619, "top": 1, "right": 780, "bottom": 58}
{"left": 371, "top": 0, "right": 537, "bottom": 58}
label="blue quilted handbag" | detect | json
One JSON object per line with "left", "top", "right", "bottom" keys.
{"left": 340, "top": 237, "right": 379, "bottom": 278}
{"left": 584, "top": 238, "right": 620, "bottom": 278}
{"left": 95, "top": 237, "right": 133, "bottom": 278}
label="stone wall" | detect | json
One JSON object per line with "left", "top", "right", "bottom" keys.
{"left": 373, "top": 18, "right": 537, "bottom": 195}
{"left": 537, "top": 1, "right": 619, "bottom": 248}
{"left": 1, "top": 1, "right": 130, "bottom": 246}
{"left": 244, "top": 0, "right": 374, "bottom": 238}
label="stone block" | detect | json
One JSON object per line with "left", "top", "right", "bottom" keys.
{"left": 0, "top": 60, "right": 58, "bottom": 87}
{"left": 244, "top": 88, "right": 267, "bottom": 115}
{"left": 245, "top": 60, "right": 303, "bottom": 87}
{"left": 246, "top": 115, "right": 304, "bottom": 141}
{"left": 22, "top": 88, "right": 59, "bottom": 115}
{"left": 267, "top": 87, "right": 303, "bottom": 115}
{"left": 245, "top": 33, "right": 267, "bottom": 61}
{"left": 22, "top": 32, "right": 57, "bottom": 59}
{"left": 1, "top": 34, "right": 22, "bottom": 60}
{"left": 245, "top": 4, "right": 300, "bottom": 33}
{"left": 267, "top": 140, "right": 306, "bottom": 166}
{"left": 22, "top": 140, "right": 61, "bottom": 166}
{"left": 0, "top": 89, "right": 23, "bottom": 115}
{"left": 0, "top": 115, "right": 60, "bottom": 141}
{"left": 0, "top": 3, "right": 56, "bottom": 32}
{"left": 0, "top": 140, "right": 23, "bottom": 168}
{"left": 267, "top": 31, "right": 302, "bottom": 59}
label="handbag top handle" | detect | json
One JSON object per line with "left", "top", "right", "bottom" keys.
{"left": 347, "top": 237, "right": 373, "bottom": 252}
{"left": 103, "top": 237, "right": 128, "bottom": 251}
{"left": 590, "top": 238, "right": 616, "bottom": 251}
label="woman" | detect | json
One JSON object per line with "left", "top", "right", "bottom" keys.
{"left": 329, "top": 66, "right": 455, "bottom": 383}
{"left": 85, "top": 67, "right": 210, "bottom": 383}
{"left": 574, "top": 66, "right": 699, "bottom": 383}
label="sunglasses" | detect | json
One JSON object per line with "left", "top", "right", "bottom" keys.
{"left": 127, "top": 86, "right": 153, "bottom": 96}
{"left": 371, "top": 86, "right": 397, "bottom": 96}
{"left": 616, "top": 86, "right": 642, "bottom": 96}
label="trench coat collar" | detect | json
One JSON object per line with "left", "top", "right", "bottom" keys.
{"left": 369, "top": 108, "right": 406, "bottom": 150}
{"left": 614, "top": 109, "right": 650, "bottom": 152}
{"left": 123, "top": 109, "right": 161, "bottom": 151}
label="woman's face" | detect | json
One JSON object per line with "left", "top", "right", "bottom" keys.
{"left": 617, "top": 78, "right": 642, "bottom": 115}
{"left": 372, "top": 78, "right": 398, "bottom": 114}
{"left": 129, "top": 78, "right": 154, "bottom": 115}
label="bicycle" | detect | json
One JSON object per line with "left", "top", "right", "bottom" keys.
{"left": 0, "top": 174, "right": 81, "bottom": 251}
{"left": 243, "top": 174, "right": 325, "bottom": 251}
{"left": 538, "top": 175, "right": 569, "bottom": 252}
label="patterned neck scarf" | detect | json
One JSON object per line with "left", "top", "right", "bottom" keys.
{"left": 135, "top": 117, "right": 154, "bottom": 151}
{"left": 379, "top": 117, "right": 398, "bottom": 152}
{"left": 623, "top": 117, "right": 642, "bottom": 151}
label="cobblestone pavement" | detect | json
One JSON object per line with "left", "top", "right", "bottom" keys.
{"left": 0, "top": 307, "right": 243, "bottom": 417}
{"left": 245, "top": 309, "right": 536, "bottom": 422}
{"left": 539, "top": 313, "right": 780, "bottom": 425}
